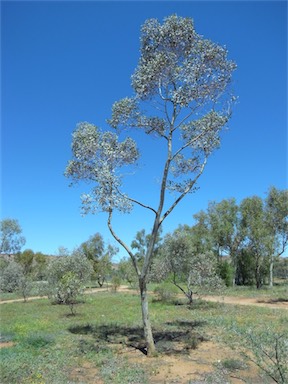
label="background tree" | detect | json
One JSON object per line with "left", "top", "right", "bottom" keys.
{"left": 14, "top": 249, "right": 34, "bottom": 275}
{"left": 0, "top": 218, "right": 26, "bottom": 256}
{"left": 0, "top": 260, "right": 32, "bottom": 301}
{"left": 157, "top": 229, "right": 223, "bottom": 304}
{"left": 77, "top": 233, "right": 117, "bottom": 287}
{"left": 132, "top": 229, "right": 163, "bottom": 259}
{"left": 206, "top": 199, "right": 244, "bottom": 285}
{"left": 47, "top": 253, "right": 93, "bottom": 305}
{"left": 118, "top": 257, "right": 138, "bottom": 287}
{"left": 208, "top": 199, "right": 242, "bottom": 257}
{"left": 240, "top": 196, "right": 271, "bottom": 288}
{"left": 190, "top": 211, "right": 213, "bottom": 255}
{"left": 33, "top": 252, "right": 48, "bottom": 280}
{"left": 265, "top": 187, "right": 288, "bottom": 287}
{"left": 235, "top": 248, "right": 255, "bottom": 286}
{"left": 0, "top": 260, "right": 24, "bottom": 293}
{"left": 65, "top": 15, "right": 236, "bottom": 355}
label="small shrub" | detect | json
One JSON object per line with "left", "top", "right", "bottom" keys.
{"left": 188, "top": 299, "right": 219, "bottom": 310}
{"left": 153, "top": 283, "right": 178, "bottom": 302}
{"left": 47, "top": 253, "right": 92, "bottom": 308}
{"left": 111, "top": 275, "right": 121, "bottom": 292}
{"left": 24, "top": 333, "right": 55, "bottom": 348}
{"left": 201, "top": 368, "right": 231, "bottom": 384}
{"left": 55, "top": 271, "right": 84, "bottom": 315}
{"left": 185, "top": 333, "right": 206, "bottom": 350}
{"left": 220, "top": 358, "right": 247, "bottom": 371}
{"left": 232, "top": 326, "right": 288, "bottom": 384}
{"left": 78, "top": 339, "right": 109, "bottom": 355}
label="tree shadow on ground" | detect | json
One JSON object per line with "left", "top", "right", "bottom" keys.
{"left": 68, "top": 320, "right": 207, "bottom": 356}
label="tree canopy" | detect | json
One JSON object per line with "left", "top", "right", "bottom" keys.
{"left": 0, "top": 218, "right": 26, "bottom": 255}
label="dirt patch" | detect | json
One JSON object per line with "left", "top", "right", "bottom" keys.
{"left": 0, "top": 341, "right": 15, "bottom": 348}
{"left": 69, "top": 361, "right": 103, "bottom": 384}
{"left": 118, "top": 339, "right": 264, "bottom": 384}
{"left": 66, "top": 339, "right": 269, "bottom": 384}
{"left": 200, "top": 294, "right": 288, "bottom": 310}
{"left": 69, "top": 321, "right": 269, "bottom": 384}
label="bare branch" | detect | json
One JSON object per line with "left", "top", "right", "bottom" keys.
{"left": 107, "top": 209, "right": 140, "bottom": 277}
{"left": 160, "top": 156, "right": 208, "bottom": 225}
{"left": 116, "top": 187, "right": 157, "bottom": 215}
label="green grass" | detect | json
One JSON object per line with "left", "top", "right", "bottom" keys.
{"left": 218, "top": 283, "right": 288, "bottom": 299}
{"left": 0, "top": 289, "right": 287, "bottom": 383}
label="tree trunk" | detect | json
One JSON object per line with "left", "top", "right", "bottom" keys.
{"left": 269, "top": 256, "right": 274, "bottom": 288}
{"left": 187, "top": 291, "right": 193, "bottom": 305}
{"left": 139, "top": 278, "right": 156, "bottom": 356}
{"left": 255, "top": 264, "right": 261, "bottom": 289}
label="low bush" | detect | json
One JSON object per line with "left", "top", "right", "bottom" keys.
{"left": 153, "top": 282, "right": 179, "bottom": 302}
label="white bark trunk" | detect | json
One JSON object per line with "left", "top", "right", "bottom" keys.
{"left": 139, "top": 278, "right": 156, "bottom": 356}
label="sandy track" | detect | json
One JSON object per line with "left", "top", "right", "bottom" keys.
{"left": 0, "top": 286, "right": 287, "bottom": 309}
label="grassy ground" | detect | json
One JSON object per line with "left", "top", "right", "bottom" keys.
{"left": 0, "top": 287, "right": 287, "bottom": 383}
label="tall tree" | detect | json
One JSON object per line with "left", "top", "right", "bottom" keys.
{"left": 65, "top": 15, "right": 236, "bottom": 355}
{"left": 265, "top": 187, "right": 288, "bottom": 287}
{"left": 207, "top": 199, "right": 241, "bottom": 259}
{"left": 206, "top": 199, "right": 244, "bottom": 284}
{"left": 191, "top": 211, "right": 213, "bottom": 254}
{"left": 240, "top": 196, "right": 271, "bottom": 288}
{"left": 0, "top": 218, "right": 26, "bottom": 256}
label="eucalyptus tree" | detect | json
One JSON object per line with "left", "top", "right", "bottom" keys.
{"left": 207, "top": 199, "right": 242, "bottom": 260}
{"left": 265, "top": 187, "right": 288, "bottom": 287}
{"left": 191, "top": 210, "right": 213, "bottom": 254}
{"left": 0, "top": 218, "right": 26, "bottom": 256}
{"left": 65, "top": 15, "right": 236, "bottom": 355}
{"left": 240, "top": 196, "right": 271, "bottom": 288}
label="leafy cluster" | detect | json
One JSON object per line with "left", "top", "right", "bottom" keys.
{"left": 132, "top": 15, "right": 236, "bottom": 105}
{"left": 65, "top": 123, "right": 139, "bottom": 214}
{"left": 0, "top": 219, "right": 26, "bottom": 255}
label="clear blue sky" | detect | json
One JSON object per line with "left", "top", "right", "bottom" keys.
{"left": 1, "top": 1, "right": 287, "bottom": 259}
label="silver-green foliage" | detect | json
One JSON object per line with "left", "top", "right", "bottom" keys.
{"left": 155, "top": 229, "right": 224, "bottom": 303}
{"left": 47, "top": 253, "right": 93, "bottom": 305}
{"left": 0, "top": 260, "right": 32, "bottom": 300}
{"left": 0, "top": 218, "right": 26, "bottom": 255}
{"left": 233, "top": 326, "right": 288, "bottom": 384}
{"left": 66, "top": 15, "right": 236, "bottom": 218}
{"left": 0, "top": 261, "right": 24, "bottom": 293}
